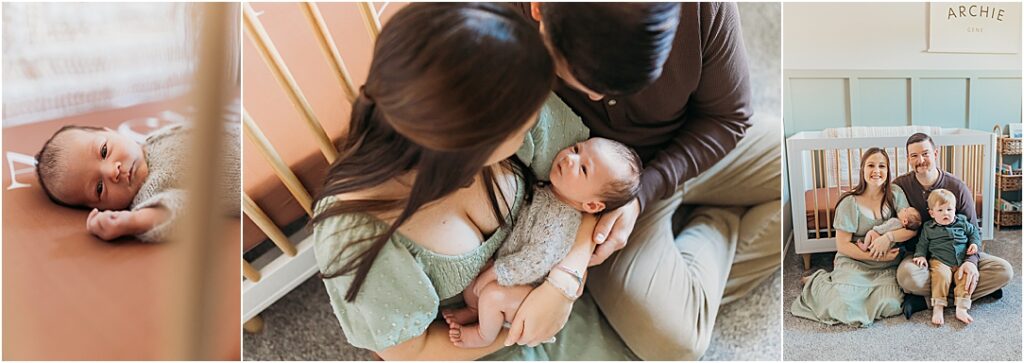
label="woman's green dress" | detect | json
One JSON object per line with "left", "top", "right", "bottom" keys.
{"left": 313, "top": 94, "right": 637, "bottom": 360}
{"left": 790, "top": 185, "right": 910, "bottom": 327}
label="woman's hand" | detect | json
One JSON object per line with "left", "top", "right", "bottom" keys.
{"left": 504, "top": 281, "right": 572, "bottom": 347}
{"left": 867, "top": 234, "right": 892, "bottom": 259}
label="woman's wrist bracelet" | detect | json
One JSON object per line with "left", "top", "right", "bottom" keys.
{"left": 554, "top": 265, "right": 584, "bottom": 288}
{"left": 544, "top": 276, "right": 579, "bottom": 301}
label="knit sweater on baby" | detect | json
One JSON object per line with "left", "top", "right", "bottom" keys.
{"left": 131, "top": 123, "right": 240, "bottom": 242}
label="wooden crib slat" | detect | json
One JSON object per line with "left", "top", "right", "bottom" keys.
{"left": 357, "top": 2, "right": 382, "bottom": 42}
{"left": 244, "top": 193, "right": 299, "bottom": 257}
{"left": 243, "top": 259, "right": 262, "bottom": 282}
{"left": 300, "top": 2, "right": 359, "bottom": 104}
{"left": 165, "top": 3, "right": 235, "bottom": 359}
{"left": 243, "top": 110, "right": 315, "bottom": 216}
{"left": 846, "top": 149, "right": 851, "bottom": 191}
{"left": 812, "top": 150, "right": 821, "bottom": 238}
{"left": 243, "top": 4, "right": 339, "bottom": 164}
{"left": 823, "top": 149, "right": 832, "bottom": 237}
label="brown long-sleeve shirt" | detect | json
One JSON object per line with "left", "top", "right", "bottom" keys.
{"left": 514, "top": 3, "right": 753, "bottom": 211}
{"left": 893, "top": 170, "right": 980, "bottom": 265}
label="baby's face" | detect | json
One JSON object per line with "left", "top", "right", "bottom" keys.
{"left": 928, "top": 202, "right": 956, "bottom": 226}
{"left": 50, "top": 128, "right": 149, "bottom": 210}
{"left": 548, "top": 138, "right": 629, "bottom": 213}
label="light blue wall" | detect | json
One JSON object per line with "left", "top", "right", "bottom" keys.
{"left": 784, "top": 70, "right": 1022, "bottom": 136}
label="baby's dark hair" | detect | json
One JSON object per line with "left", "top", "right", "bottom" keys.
{"left": 599, "top": 139, "right": 643, "bottom": 212}
{"left": 35, "top": 125, "right": 104, "bottom": 208}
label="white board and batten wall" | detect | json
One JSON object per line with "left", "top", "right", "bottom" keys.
{"left": 781, "top": 2, "right": 1021, "bottom": 242}
{"left": 783, "top": 2, "right": 1021, "bottom": 137}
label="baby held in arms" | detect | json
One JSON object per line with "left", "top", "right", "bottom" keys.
{"left": 444, "top": 137, "right": 642, "bottom": 348}
{"left": 856, "top": 207, "right": 922, "bottom": 252}
{"left": 34, "top": 124, "right": 240, "bottom": 242}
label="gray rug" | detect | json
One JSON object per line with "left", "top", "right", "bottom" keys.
{"left": 244, "top": 3, "right": 783, "bottom": 361}
{"left": 782, "top": 229, "right": 1022, "bottom": 361}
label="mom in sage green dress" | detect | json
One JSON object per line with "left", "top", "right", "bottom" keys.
{"left": 791, "top": 148, "right": 914, "bottom": 327}
{"left": 314, "top": 93, "right": 636, "bottom": 360}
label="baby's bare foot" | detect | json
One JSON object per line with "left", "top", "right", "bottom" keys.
{"left": 451, "top": 325, "right": 490, "bottom": 349}
{"left": 955, "top": 308, "right": 973, "bottom": 325}
{"left": 448, "top": 321, "right": 463, "bottom": 345}
{"left": 855, "top": 240, "right": 869, "bottom": 252}
{"left": 931, "top": 307, "right": 944, "bottom": 326}
{"left": 442, "top": 308, "right": 478, "bottom": 325}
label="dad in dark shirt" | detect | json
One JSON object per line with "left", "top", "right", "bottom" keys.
{"left": 893, "top": 133, "right": 1012, "bottom": 317}
{"left": 514, "top": 3, "right": 781, "bottom": 359}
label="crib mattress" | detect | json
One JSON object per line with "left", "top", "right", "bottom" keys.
{"left": 2, "top": 99, "right": 240, "bottom": 360}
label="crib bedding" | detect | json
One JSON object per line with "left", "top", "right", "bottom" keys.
{"left": 2, "top": 99, "right": 240, "bottom": 360}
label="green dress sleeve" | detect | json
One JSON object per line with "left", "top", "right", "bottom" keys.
{"left": 832, "top": 195, "right": 859, "bottom": 234}
{"left": 312, "top": 206, "right": 439, "bottom": 352}
{"left": 515, "top": 93, "right": 590, "bottom": 181}
{"left": 891, "top": 184, "right": 910, "bottom": 212}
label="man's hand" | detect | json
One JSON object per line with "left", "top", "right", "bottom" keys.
{"left": 957, "top": 262, "right": 980, "bottom": 294}
{"left": 589, "top": 199, "right": 640, "bottom": 266}
{"left": 912, "top": 256, "right": 928, "bottom": 268}
{"left": 967, "top": 244, "right": 979, "bottom": 255}
{"left": 86, "top": 209, "right": 138, "bottom": 240}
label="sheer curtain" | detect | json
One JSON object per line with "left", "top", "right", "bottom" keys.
{"left": 2, "top": 3, "right": 237, "bottom": 126}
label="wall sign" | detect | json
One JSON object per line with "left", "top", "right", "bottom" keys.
{"left": 928, "top": 2, "right": 1021, "bottom": 53}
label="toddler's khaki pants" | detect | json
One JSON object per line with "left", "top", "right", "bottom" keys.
{"left": 929, "top": 258, "right": 973, "bottom": 309}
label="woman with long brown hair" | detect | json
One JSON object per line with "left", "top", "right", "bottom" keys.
{"left": 791, "top": 147, "right": 917, "bottom": 326}
{"left": 311, "top": 3, "right": 629, "bottom": 360}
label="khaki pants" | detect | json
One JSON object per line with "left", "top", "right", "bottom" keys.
{"left": 587, "top": 117, "right": 782, "bottom": 360}
{"left": 897, "top": 253, "right": 1013, "bottom": 307}
{"left": 928, "top": 259, "right": 972, "bottom": 309}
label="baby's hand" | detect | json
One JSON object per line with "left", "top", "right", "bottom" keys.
{"left": 912, "top": 256, "right": 928, "bottom": 268}
{"left": 967, "top": 244, "right": 978, "bottom": 255}
{"left": 86, "top": 209, "right": 137, "bottom": 241}
{"left": 864, "top": 230, "right": 880, "bottom": 244}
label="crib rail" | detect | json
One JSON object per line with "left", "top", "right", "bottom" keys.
{"left": 165, "top": 2, "right": 236, "bottom": 359}
{"left": 788, "top": 129, "right": 996, "bottom": 254}
{"left": 241, "top": 2, "right": 386, "bottom": 324}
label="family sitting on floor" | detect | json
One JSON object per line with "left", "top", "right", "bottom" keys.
{"left": 792, "top": 132, "right": 1013, "bottom": 327}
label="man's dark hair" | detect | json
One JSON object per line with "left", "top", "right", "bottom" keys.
{"left": 35, "top": 125, "right": 104, "bottom": 208}
{"left": 599, "top": 139, "right": 643, "bottom": 212}
{"left": 542, "top": 3, "right": 680, "bottom": 96}
{"left": 906, "top": 132, "right": 935, "bottom": 149}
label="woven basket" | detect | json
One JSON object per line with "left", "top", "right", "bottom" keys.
{"left": 997, "top": 174, "right": 1022, "bottom": 191}
{"left": 1001, "top": 137, "right": 1022, "bottom": 155}
{"left": 996, "top": 211, "right": 1022, "bottom": 227}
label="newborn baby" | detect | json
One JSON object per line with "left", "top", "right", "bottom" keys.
{"left": 35, "top": 123, "right": 240, "bottom": 242}
{"left": 444, "top": 137, "right": 642, "bottom": 348}
{"left": 856, "top": 207, "right": 922, "bottom": 252}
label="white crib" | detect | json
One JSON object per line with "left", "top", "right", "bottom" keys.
{"left": 786, "top": 126, "right": 996, "bottom": 269}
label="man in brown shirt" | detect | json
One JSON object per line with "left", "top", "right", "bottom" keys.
{"left": 514, "top": 3, "right": 781, "bottom": 359}
{"left": 893, "top": 133, "right": 1011, "bottom": 317}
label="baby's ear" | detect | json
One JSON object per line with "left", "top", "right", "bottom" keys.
{"left": 583, "top": 200, "right": 605, "bottom": 214}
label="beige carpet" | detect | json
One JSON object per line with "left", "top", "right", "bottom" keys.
{"left": 783, "top": 229, "right": 1022, "bottom": 361}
